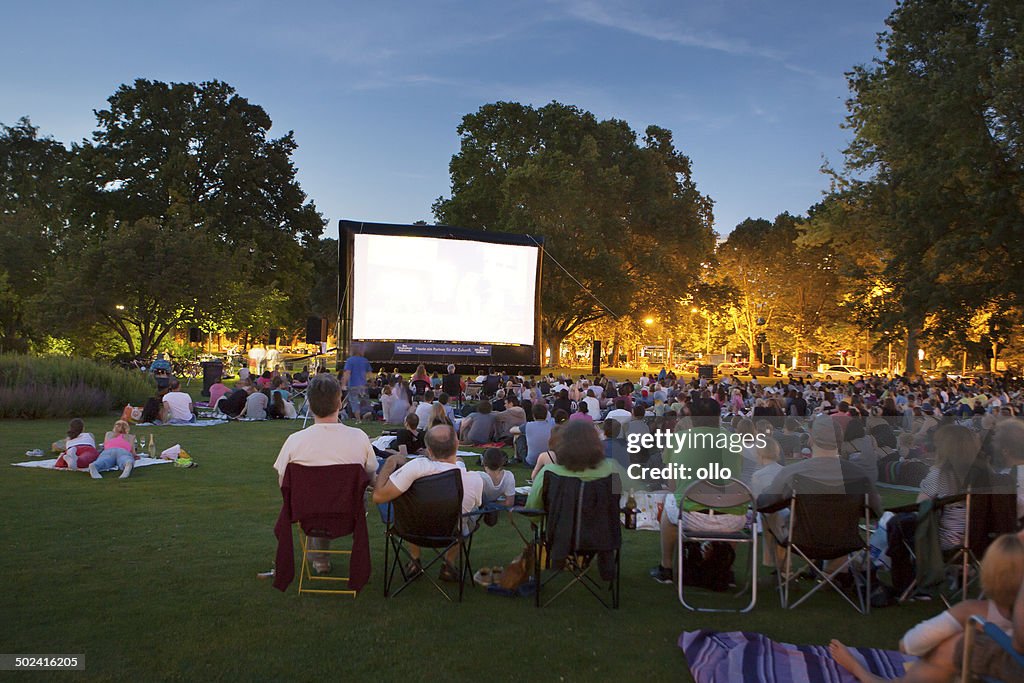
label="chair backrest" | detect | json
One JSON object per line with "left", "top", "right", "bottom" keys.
{"left": 411, "top": 379, "right": 430, "bottom": 396}
{"left": 393, "top": 468, "right": 463, "bottom": 547}
{"left": 542, "top": 473, "right": 621, "bottom": 553}
{"left": 682, "top": 478, "right": 754, "bottom": 511}
{"left": 283, "top": 463, "right": 369, "bottom": 537}
{"left": 789, "top": 474, "right": 869, "bottom": 560}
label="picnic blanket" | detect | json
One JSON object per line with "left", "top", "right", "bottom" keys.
{"left": 680, "top": 630, "right": 914, "bottom": 683}
{"left": 12, "top": 457, "right": 173, "bottom": 472}
{"left": 135, "top": 419, "right": 228, "bottom": 427}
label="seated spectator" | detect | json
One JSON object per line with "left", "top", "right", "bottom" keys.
{"left": 569, "top": 400, "right": 594, "bottom": 423}
{"left": 216, "top": 380, "right": 250, "bottom": 418}
{"left": 393, "top": 413, "right": 426, "bottom": 455}
{"left": 830, "top": 532, "right": 1024, "bottom": 683}
{"left": 478, "top": 448, "right": 516, "bottom": 509}
{"left": 461, "top": 400, "right": 497, "bottom": 445}
{"left": 437, "top": 392, "right": 458, "bottom": 426}
{"left": 494, "top": 395, "right": 526, "bottom": 440}
{"left": 750, "top": 438, "right": 784, "bottom": 567}
{"left": 757, "top": 415, "right": 883, "bottom": 561}
{"left": 886, "top": 424, "right": 988, "bottom": 597}
{"left": 650, "top": 397, "right": 746, "bottom": 585}
{"left": 603, "top": 418, "right": 629, "bottom": 470}
{"left": 237, "top": 381, "right": 268, "bottom": 420}
{"left": 531, "top": 423, "right": 564, "bottom": 480}
{"left": 525, "top": 420, "right": 625, "bottom": 509}
{"left": 552, "top": 388, "right": 575, "bottom": 416}
{"left": 414, "top": 392, "right": 434, "bottom": 430}
{"left": 841, "top": 418, "right": 881, "bottom": 484}
{"left": 605, "top": 399, "right": 632, "bottom": 427}
{"left": 207, "top": 377, "right": 230, "bottom": 411}
{"left": 774, "top": 418, "right": 805, "bottom": 462}
{"left": 386, "top": 381, "right": 412, "bottom": 425}
{"left": 372, "top": 425, "right": 483, "bottom": 581}
{"left": 426, "top": 402, "right": 453, "bottom": 431}
{"left": 272, "top": 373, "right": 377, "bottom": 573}
{"left": 161, "top": 379, "right": 196, "bottom": 424}
{"left": 491, "top": 389, "right": 507, "bottom": 413}
{"left": 623, "top": 404, "right": 651, "bottom": 440}
{"left": 522, "top": 403, "right": 554, "bottom": 466}
{"left": 256, "top": 371, "right": 273, "bottom": 390}
{"left": 55, "top": 418, "right": 100, "bottom": 470}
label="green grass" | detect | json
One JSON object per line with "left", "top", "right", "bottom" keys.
{"left": 1, "top": 415, "right": 939, "bottom": 681}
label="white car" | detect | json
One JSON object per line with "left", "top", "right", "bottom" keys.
{"left": 787, "top": 365, "right": 817, "bottom": 380}
{"left": 715, "top": 362, "right": 750, "bottom": 376}
{"left": 819, "top": 365, "right": 863, "bottom": 382}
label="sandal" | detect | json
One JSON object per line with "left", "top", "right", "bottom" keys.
{"left": 404, "top": 559, "right": 423, "bottom": 578}
{"left": 439, "top": 562, "right": 460, "bottom": 583}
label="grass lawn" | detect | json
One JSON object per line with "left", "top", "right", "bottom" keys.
{"left": 2, "top": 414, "right": 936, "bottom": 682}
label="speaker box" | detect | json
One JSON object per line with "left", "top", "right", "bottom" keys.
{"left": 305, "top": 317, "right": 327, "bottom": 344}
{"left": 591, "top": 340, "right": 601, "bottom": 376}
{"left": 268, "top": 328, "right": 279, "bottom": 346}
{"left": 188, "top": 327, "right": 201, "bottom": 343}
{"left": 698, "top": 364, "right": 714, "bottom": 380}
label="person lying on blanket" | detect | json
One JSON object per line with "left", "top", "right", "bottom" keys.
{"left": 829, "top": 532, "right": 1024, "bottom": 682}
{"left": 87, "top": 420, "right": 139, "bottom": 480}
{"left": 54, "top": 418, "right": 100, "bottom": 470}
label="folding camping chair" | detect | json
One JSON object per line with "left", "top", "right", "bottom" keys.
{"left": 677, "top": 478, "right": 758, "bottom": 613}
{"left": 383, "top": 469, "right": 476, "bottom": 602}
{"left": 520, "top": 473, "right": 622, "bottom": 609}
{"left": 765, "top": 475, "right": 872, "bottom": 613}
{"left": 960, "top": 615, "right": 1024, "bottom": 683}
{"left": 272, "top": 463, "right": 371, "bottom": 598}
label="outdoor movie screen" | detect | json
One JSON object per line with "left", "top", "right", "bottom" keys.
{"left": 351, "top": 232, "right": 539, "bottom": 346}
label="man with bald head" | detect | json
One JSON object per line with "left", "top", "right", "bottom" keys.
{"left": 373, "top": 424, "right": 483, "bottom": 580}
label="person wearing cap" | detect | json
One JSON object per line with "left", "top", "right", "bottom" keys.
{"left": 757, "top": 414, "right": 883, "bottom": 532}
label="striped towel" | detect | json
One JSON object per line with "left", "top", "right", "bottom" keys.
{"left": 680, "top": 630, "right": 914, "bottom": 683}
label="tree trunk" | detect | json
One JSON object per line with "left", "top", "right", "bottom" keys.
{"left": 545, "top": 332, "right": 566, "bottom": 370}
{"left": 610, "top": 332, "right": 621, "bottom": 368}
{"left": 904, "top": 323, "right": 921, "bottom": 377}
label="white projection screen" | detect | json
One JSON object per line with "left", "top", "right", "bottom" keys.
{"left": 351, "top": 232, "right": 539, "bottom": 345}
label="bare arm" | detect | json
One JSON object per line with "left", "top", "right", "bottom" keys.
{"left": 1013, "top": 576, "right": 1024, "bottom": 653}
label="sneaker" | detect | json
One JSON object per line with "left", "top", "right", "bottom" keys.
{"left": 88, "top": 464, "right": 102, "bottom": 480}
{"left": 649, "top": 565, "right": 673, "bottom": 584}
{"left": 119, "top": 461, "right": 133, "bottom": 480}
{"left": 64, "top": 452, "right": 78, "bottom": 469}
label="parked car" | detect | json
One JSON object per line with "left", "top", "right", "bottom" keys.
{"left": 787, "top": 365, "right": 817, "bottom": 380}
{"left": 819, "top": 365, "right": 864, "bottom": 382}
{"left": 716, "top": 362, "right": 750, "bottom": 376}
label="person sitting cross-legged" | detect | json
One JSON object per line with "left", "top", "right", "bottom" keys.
{"left": 372, "top": 424, "right": 483, "bottom": 581}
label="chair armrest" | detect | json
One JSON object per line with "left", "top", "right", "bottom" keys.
{"left": 509, "top": 506, "right": 547, "bottom": 518}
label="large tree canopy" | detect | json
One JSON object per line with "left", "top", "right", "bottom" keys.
{"left": 433, "top": 101, "right": 716, "bottom": 360}
{"left": 72, "top": 79, "right": 324, "bottom": 289}
{"left": 819, "top": 0, "right": 1024, "bottom": 374}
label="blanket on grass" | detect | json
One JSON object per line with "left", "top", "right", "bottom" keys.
{"left": 680, "top": 630, "right": 914, "bottom": 683}
{"left": 12, "top": 457, "right": 173, "bottom": 472}
{"left": 135, "top": 419, "right": 228, "bottom": 427}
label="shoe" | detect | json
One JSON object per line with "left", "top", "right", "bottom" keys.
{"left": 439, "top": 563, "right": 460, "bottom": 583}
{"left": 649, "top": 565, "right": 673, "bottom": 584}
{"left": 911, "top": 591, "right": 933, "bottom": 602}
{"left": 312, "top": 561, "right": 332, "bottom": 575}
{"left": 88, "top": 464, "right": 102, "bottom": 480}
{"left": 119, "top": 461, "right": 133, "bottom": 479}
{"left": 404, "top": 559, "right": 423, "bottom": 578}
{"left": 64, "top": 452, "right": 78, "bottom": 469}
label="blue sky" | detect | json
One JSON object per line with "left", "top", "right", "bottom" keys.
{"left": 0, "top": 0, "right": 894, "bottom": 238}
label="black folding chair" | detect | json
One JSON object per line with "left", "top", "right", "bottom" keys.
{"left": 383, "top": 469, "right": 475, "bottom": 602}
{"left": 519, "top": 473, "right": 622, "bottom": 609}
{"left": 677, "top": 478, "right": 758, "bottom": 613}
{"left": 889, "top": 492, "right": 980, "bottom": 606}
{"left": 765, "top": 475, "right": 872, "bottom": 613}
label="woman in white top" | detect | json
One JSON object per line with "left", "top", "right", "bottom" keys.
{"left": 387, "top": 381, "right": 412, "bottom": 425}
{"left": 830, "top": 532, "right": 1024, "bottom": 683}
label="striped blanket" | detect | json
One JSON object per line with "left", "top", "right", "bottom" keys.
{"left": 680, "top": 630, "right": 913, "bottom": 683}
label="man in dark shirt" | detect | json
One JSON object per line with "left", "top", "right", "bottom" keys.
{"left": 393, "top": 413, "right": 425, "bottom": 454}
{"left": 217, "top": 380, "right": 251, "bottom": 418}
{"left": 441, "top": 364, "right": 462, "bottom": 400}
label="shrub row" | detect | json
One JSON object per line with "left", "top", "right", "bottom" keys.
{"left": 0, "top": 354, "right": 154, "bottom": 418}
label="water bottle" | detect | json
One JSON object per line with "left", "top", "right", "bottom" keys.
{"left": 148, "top": 433, "right": 156, "bottom": 459}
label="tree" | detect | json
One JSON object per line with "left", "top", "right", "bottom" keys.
{"left": 433, "top": 102, "right": 715, "bottom": 361}
{"left": 72, "top": 79, "right": 325, "bottom": 291}
{"left": 42, "top": 218, "right": 232, "bottom": 358}
{"left": 835, "top": 0, "right": 1024, "bottom": 374}
{"left": 0, "top": 118, "right": 71, "bottom": 350}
